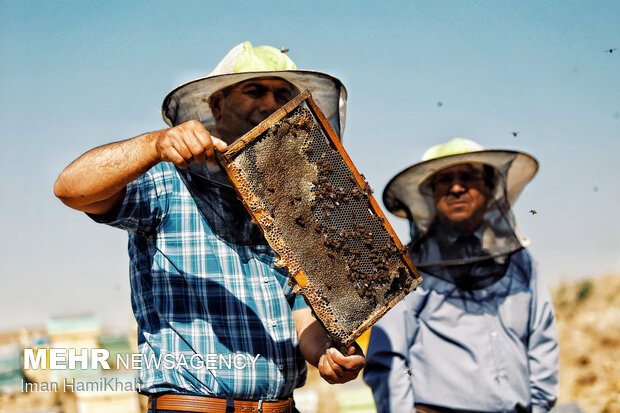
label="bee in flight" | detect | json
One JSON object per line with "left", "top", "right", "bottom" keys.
{"left": 529, "top": 209, "right": 537, "bottom": 215}
{"left": 606, "top": 48, "right": 617, "bottom": 53}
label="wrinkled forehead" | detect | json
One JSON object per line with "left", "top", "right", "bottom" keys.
{"left": 433, "top": 162, "right": 484, "bottom": 176}
{"left": 222, "top": 76, "right": 297, "bottom": 93}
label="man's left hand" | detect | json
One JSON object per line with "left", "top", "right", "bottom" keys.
{"left": 318, "top": 342, "right": 365, "bottom": 384}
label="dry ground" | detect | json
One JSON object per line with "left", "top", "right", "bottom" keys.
{"left": 552, "top": 273, "right": 620, "bottom": 413}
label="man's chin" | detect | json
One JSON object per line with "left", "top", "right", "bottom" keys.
{"left": 441, "top": 212, "right": 478, "bottom": 229}
{"left": 445, "top": 208, "right": 473, "bottom": 220}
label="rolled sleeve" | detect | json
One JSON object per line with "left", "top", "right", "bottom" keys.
{"left": 87, "top": 164, "right": 170, "bottom": 235}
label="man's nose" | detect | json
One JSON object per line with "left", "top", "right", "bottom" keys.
{"left": 449, "top": 182, "right": 467, "bottom": 195}
{"left": 257, "top": 92, "right": 280, "bottom": 114}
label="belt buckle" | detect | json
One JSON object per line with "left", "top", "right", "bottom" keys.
{"left": 257, "top": 399, "right": 264, "bottom": 413}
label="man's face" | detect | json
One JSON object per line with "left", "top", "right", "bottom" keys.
{"left": 209, "top": 77, "right": 295, "bottom": 143}
{"left": 431, "top": 164, "right": 493, "bottom": 233}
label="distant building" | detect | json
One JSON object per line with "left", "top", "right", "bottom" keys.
{"left": 0, "top": 315, "right": 142, "bottom": 412}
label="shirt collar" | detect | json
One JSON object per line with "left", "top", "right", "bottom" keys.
{"left": 443, "top": 223, "right": 484, "bottom": 244}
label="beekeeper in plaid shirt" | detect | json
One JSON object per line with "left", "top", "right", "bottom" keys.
{"left": 54, "top": 42, "right": 364, "bottom": 413}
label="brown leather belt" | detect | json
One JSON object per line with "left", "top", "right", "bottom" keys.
{"left": 415, "top": 404, "right": 520, "bottom": 413}
{"left": 148, "top": 394, "right": 294, "bottom": 413}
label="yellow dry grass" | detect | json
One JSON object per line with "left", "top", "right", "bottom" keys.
{"left": 553, "top": 273, "right": 620, "bottom": 413}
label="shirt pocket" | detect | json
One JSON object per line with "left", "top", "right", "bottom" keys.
{"left": 498, "top": 291, "right": 531, "bottom": 342}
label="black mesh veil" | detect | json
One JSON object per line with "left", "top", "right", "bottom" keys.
{"left": 383, "top": 150, "right": 538, "bottom": 291}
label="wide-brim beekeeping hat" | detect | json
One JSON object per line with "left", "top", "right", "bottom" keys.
{"left": 383, "top": 138, "right": 539, "bottom": 231}
{"left": 162, "top": 41, "right": 348, "bottom": 139}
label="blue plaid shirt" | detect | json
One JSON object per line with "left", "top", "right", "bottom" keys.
{"left": 90, "top": 162, "right": 307, "bottom": 399}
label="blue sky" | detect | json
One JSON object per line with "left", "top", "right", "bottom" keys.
{"left": 1, "top": 1, "right": 618, "bottom": 331}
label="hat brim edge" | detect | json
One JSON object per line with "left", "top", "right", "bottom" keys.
{"left": 161, "top": 70, "right": 346, "bottom": 127}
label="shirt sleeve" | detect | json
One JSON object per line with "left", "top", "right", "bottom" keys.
{"left": 364, "top": 292, "right": 425, "bottom": 413}
{"left": 527, "top": 258, "right": 559, "bottom": 412}
{"left": 87, "top": 164, "right": 170, "bottom": 235}
{"left": 292, "top": 294, "right": 308, "bottom": 311}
